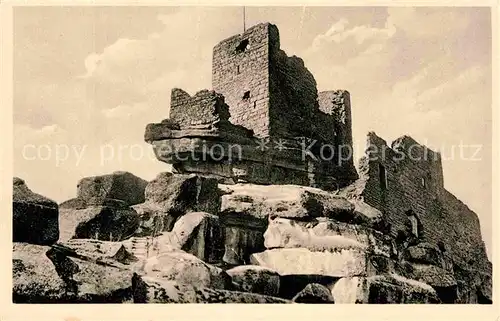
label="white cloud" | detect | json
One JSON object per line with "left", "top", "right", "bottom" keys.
{"left": 14, "top": 123, "right": 67, "bottom": 144}
{"left": 306, "top": 17, "right": 395, "bottom": 69}
{"left": 315, "top": 19, "right": 395, "bottom": 48}
{"left": 76, "top": 9, "right": 232, "bottom": 118}
{"left": 416, "top": 65, "right": 488, "bottom": 111}
{"left": 387, "top": 7, "right": 471, "bottom": 39}
{"left": 102, "top": 103, "right": 148, "bottom": 119}
{"left": 310, "top": 18, "right": 349, "bottom": 47}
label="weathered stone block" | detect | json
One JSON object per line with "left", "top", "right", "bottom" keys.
{"left": 264, "top": 217, "right": 365, "bottom": 252}
{"left": 59, "top": 197, "right": 88, "bottom": 210}
{"left": 263, "top": 216, "right": 394, "bottom": 259}
{"left": 131, "top": 203, "right": 172, "bottom": 237}
{"left": 292, "top": 283, "right": 335, "bottom": 303}
{"left": 221, "top": 183, "right": 355, "bottom": 220}
{"left": 132, "top": 275, "right": 290, "bottom": 303}
{"left": 59, "top": 206, "right": 140, "bottom": 242}
{"left": 404, "top": 242, "right": 444, "bottom": 267}
{"left": 331, "top": 274, "right": 440, "bottom": 304}
{"left": 145, "top": 172, "right": 221, "bottom": 218}
{"left": 76, "top": 171, "right": 147, "bottom": 207}
{"left": 60, "top": 239, "right": 138, "bottom": 265}
{"left": 140, "top": 250, "right": 231, "bottom": 289}
{"left": 13, "top": 178, "right": 59, "bottom": 245}
{"left": 227, "top": 265, "right": 280, "bottom": 296}
{"left": 409, "top": 263, "right": 457, "bottom": 288}
{"left": 13, "top": 242, "right": 134, "bottom": 303}
{"left": 250, "top": 248, "right": 367, "bottom": 278}
{"left": 222, "top": 225, "right": 265, "bottom": 265}
{"left": 170, "top": 212, "right": 225, "bottom": 263}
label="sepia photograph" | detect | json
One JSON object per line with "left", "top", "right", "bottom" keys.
{"left": 4, "top": 4, "right": 495, "bottom": 308}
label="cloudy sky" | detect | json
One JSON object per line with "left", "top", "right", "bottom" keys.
{"left": 13, "top": 7, "right": 492, "bottom": 255}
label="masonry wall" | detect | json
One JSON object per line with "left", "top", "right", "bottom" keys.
{"left": 360, "top": 132, "right": 489, "bottom": 271}
{"left": 169, "top": 88, "right": 230, "bottom": 129}
{"left": 318, "top": 90, "right": 357, "bottom": 182}
{"left": 211, "top": 23, "right": 358, "bottom": 187}
{"left": 212, "top": 22, "right": 339, "bottom": 143}
{"left": 318, "top": 90, "right": 353, "bottom": 150}
{"left": 212, "top": 23, "right": 271, "bottom": 137}
{"left": 267, "top": 31, "right": 320, "bottom": 139}
{"left": 440, "top": 190, "right": 490, "bottom": 270}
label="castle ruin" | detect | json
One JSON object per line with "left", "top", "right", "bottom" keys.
{"left": 144, "top": 22, "right": 491, "bottom": 303}
{"left": 145, "top": 23, "right": 358, "bottom": 190}
{"left": 11, "top": 16, "right": 493, "bottom": 304}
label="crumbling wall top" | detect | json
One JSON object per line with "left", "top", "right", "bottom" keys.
{"left": 391, "top": 135, "right": 442, "bottom": 163}
{"left": 169, "top": 88, "right": 230, "bottom": 128}
{"left": 366, "top": 131, "right": 388, "bottom": 149}
{"left": 213, "top": 22, "right": 280, "bottom": 55}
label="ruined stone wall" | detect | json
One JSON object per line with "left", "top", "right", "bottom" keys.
{"left": 265, "top": 24, "right": 340, "bottom": 143}
{"left": 361, "top": 132, "right": 444, "bottom": 237}
{"left": 318, "top": 90, "right": 357, "bottom": 181}
{"left": 440, "top": 190, "right": 490, "bottom": 270}
{"left": 212, "top": 23, "right": 271, "bottom": 137}
{"left": 212, "top": 22, "right": 338, "bottom": 143}
{"left": 169, "top": 88, "right": 230, "bottom": 129}
{"left": 318, "top": 90, "right": 353, "bottom": 149}
{"left": 268, "top": 35, "right": 320, "bottom": 139}
{"left": 359, "top": 132, "right": 489, "bottom": 271}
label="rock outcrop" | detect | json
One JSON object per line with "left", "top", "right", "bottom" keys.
{"left": 13, "top": 169, "right": 491, "bottom": 304}
{"left": 76, "top": 171, "right": 147, "bottom": 206}
{"left": 13, "top": 242, "right": 134, "bottom": 303}
{"left": 13, "top": 178, "right": 59, "bottom": 245}
{"left": 217, "top": 183, "right": 382, "bottom": 266}
{"left": 226, "top": 265, "right": 280, "bottom": 296}
{"left": 292, "top": 283, "right": 335, "bottom": 303}
{"left": 135, "top": 173, "right": 221, "bottom": 233}
{"left": 12, "top": 22, "right": 492, "bottom": 305}
{"left": 58, "top": 171, "right": 148, "bottom": 242}
{"left": 331, "top": 275, "right": 440, "bottom": 304}
{"left": 59, "top": 205, "right": 140, "bottom": 242}
{"left": 140, "top": 250, "right": 231, "bottom": 289}
{"left": 169, "top": 211, "right": 224, "bottom": 263}
{"left": 132, "top": 275, "right": 290, "bottom": 303}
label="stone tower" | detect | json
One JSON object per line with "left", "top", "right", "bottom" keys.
{"left": 212, "top": 23, "right": 330, "bottom": 143}
{"left": 146, "top": 22, "right": 359, "bottom": 190}
{"left": 212, "top": 23, "right": 276, "bottom": 138}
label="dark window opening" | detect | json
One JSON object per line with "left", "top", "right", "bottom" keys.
{"left": 253, "top": 101, "right": 257, "bottom": 108}
{"left": 409, "top": 215, "right": 419, "bottom": 237}
{"left": 242, "top": 91, "right": 250, "bottom": 100}
{"left": 437, "top": 241, "right": 446, "bottom": 252}
{"left": 235, "top": 39, "right": 249, "bottom": 53}
{"left": 236, "top": 65, "right": 240, "bottom": 74}
{"left": 405, "top": 210, "right": 420, "bottom": 238}
{"left": 379, "top": 163, "right": 388, "bottom": 190}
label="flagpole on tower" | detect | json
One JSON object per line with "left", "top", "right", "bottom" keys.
{"left": 243, "top": 6, "right": 246, "bottom": 32}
